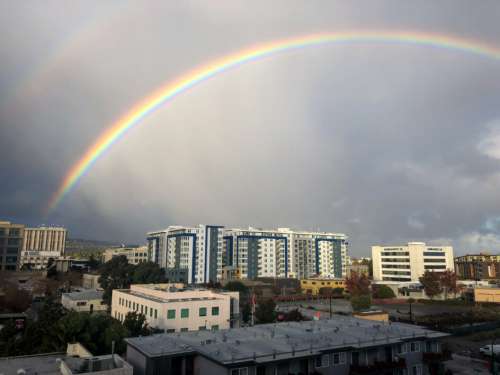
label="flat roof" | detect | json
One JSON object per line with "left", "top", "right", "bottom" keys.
{"left": 118, "top": 290, "right": 221, "bottom": 304}
{"left": 126, "top": 316, "right": 448, "bottom": 366}
{"left": 0, "top": 353, "right": 65, "bottom": 375}
{"left": 62, "top": 290, "right": 103, "bottom": 301}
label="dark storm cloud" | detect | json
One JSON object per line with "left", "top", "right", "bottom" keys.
{"left": 1, "top": 1, "right": 500, "bottom": 255}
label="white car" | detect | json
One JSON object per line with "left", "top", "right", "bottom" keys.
{"left": 479, "top": 345, "right": 500, "bottom": 356}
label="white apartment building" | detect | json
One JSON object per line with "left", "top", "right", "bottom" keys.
{"left": 20, "top": 226, "right": 67, "bottom": 270}
{"left": 103, "top": 246, "right": 149, "bottom": 264}
{"left": 372, "top": 242, "right": 454, "bottom": 282}
{"left": 111, "top": 284, "right": 239, "bottom": 333}
{"left": 147, "top": 225, "right": 348, "bottom": 283}
{"left": 147, "top": 225, "right": 224, "bottom": 284}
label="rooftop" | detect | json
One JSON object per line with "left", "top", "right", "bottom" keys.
{"left": 0, "top": 353, "right": 65, "bottom": 375}
{"left": 126, "top": 316, "right": 447, "bottom": 365}
{"left": 62, "top": 290, "right": 103, "bottom": 301}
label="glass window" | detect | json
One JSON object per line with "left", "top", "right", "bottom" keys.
{"left": 166, "top": 329, "right": 175, "bottom": 333}
{"left": 212, "top": 325, "right": 219, "bottom": 331}
{"left": 180, "top": 327, "right": 188, "bottom": 332}
{"left": 199, "top": 307, "right": 207, "bottom": 317}
{"left": 145, "top": 306, "right": 148, "bottom": 315}
{"left": 230, "top": 368, "right": 248, "bottom": 375}
{"left": 212, "top": 306, "right": 219, "bottom": 316}
{"left": 154, "top": 309, "right": 158, "bottom": 319}
{"left": 181, "top": 308, "right": 189, "bottom": 318}
{"left": 199, "top": 326, "right": 207, "bottom": 330}
{"left": 315, "top": 354, "right": 329, "bottom": 368}
{"left": 167, "top": 309, "right": 176, "bottom": 319}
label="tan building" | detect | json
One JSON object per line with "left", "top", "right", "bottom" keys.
{"left": 0, "top": 221, "right": 25, "bottom": 271}
{"left": 112, "top": 284, "right": 240, "bottom": 333}
{"left": 21, "top": 226, "right": 67, "bottom": 270}
{"left": 474, "top": 287, "right": 500, "bottom": 303}
{"left": 455, "top": 253, "right": 500, "bottom": 280}
{"left": 82, "top": 273, "right": 102, "bottom": 290}
{"left": 346, "top": 263, "right": 370, "bottom": 278}
{"left": 300, "top": 277, "right": 346, "bottom": 295}
{"left": 103, "top": 246, "right": 149, "bottom": 264}
{"left": 61, "top": 290, "right": 107, "bottom": 313}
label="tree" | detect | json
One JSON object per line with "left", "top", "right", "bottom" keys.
{"left": 282, "top": 308, "right": 307, "bottom": 322}
{"left": 0, "top": 281, "right": 32, "bottom": 313}
{"left": 345, "top": 271, "right": 371, "bottom": 296}
{"left": 123, "top": 312, "right": 150, "bottom": 336}
{"left": 87, "top": 254, "right": 102, "bottom": 270}
{"left": 350, "top": 295, "right": 372, "bottom": 312}
{"left": 241, "top": 302, "right": 251, "bottom": 324}
{"left": 255, "top": 298, "right": 276, "bottom": 324}
{"left": 223, "top": 281, "right": 249, "bottom": 296}
{"left": 419, "top": 271, "right": 443, "bottom": 299}
{"left": 98, "top": 256, "right": 134, "bottom": 305}
{"left": 372, "top": 284, "right": 396, "bottom": 299}
{"left": 440, "top": 270, "right": 461, "bottom": 299}
{"left": 132, "top": 262, "right": 166, "bottom": 284}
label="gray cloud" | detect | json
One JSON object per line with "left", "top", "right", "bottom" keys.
{"left": 1, "top": 1, "right": 500, "bottom": 255}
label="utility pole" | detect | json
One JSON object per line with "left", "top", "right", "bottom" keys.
{"left": 329, "top": 294, "right": 332, "bottom": 319}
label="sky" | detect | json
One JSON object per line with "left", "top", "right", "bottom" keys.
{"left": 1, "top": 1, "right": 500, "bottom": 256}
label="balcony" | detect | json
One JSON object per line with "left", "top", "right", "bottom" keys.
{"left": 349, "top": 359, "right": 406, "bottom": 375}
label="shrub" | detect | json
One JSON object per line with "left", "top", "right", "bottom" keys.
{"left": 350, "top": 294, "right": 372, "bottom": 311}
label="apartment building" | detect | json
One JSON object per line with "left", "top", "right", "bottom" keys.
{"left": 147, "top": 225, "right": 348, "bottom": 283}
{"left": 372, "top": 242, "right": 454, "bottom": 282}
{"left": 125, "top": 317, "right": 449, "bottom": 375}
{"left": 455, "top": 253, "right": 500, "bottom": 280}
{"left": 20, "top": 226, "right": 67, "bottom": 269}
{"left": 103, "top": 246, "right": 149, "bottom": 265}
{"left": 0, "top": 221, "right": 25, "bottom": 271}
{"left": 111, "top": 284, "right": 240, "bottom": 332}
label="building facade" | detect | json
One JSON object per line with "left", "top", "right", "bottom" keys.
{"left": 61, "top": 290, "right": 107, "bottom": 313}
{"left": 147, "top": 225, "right": 348, "bottom": 283}
{"left": 111, "top": 284, "right": 240, "bottom": 332}
{"left": 300, "top": 278, "right": 346, "bottom": 295}
{"left": 372, "top": 242, "right": 454, "bottom": 282}
{"left": 455, "top": 253, "right": 500, "bottom": 280}
{"left": 20, "top": 226, "right": 67, "bottom": 270}
{"left": 0, "top": 221, "right": 25, "bottom": 271}
{"left": 103, "top": 246, "right": 149, "bottom": 265}
{"left": 125, "top": 317, "right": 449, "bottom": 375}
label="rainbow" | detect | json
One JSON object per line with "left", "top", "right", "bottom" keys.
{"left": 46, "top": 30, "right": 500, "bottom": 214}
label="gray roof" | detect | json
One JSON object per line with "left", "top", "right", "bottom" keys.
{"left": 0, "top": 353, "right": 65, "bottom": 375}
{"left": 62, "top": 290, "right": 103, "bottom": 301}
{"left": 125, "top": 316, "right": 448, "bottom": 365}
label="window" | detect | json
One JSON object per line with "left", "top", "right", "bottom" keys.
{"left": 181, "top": 308, "right": 189, "bottom": 318}
{"left": 333, "top": 352, "right": 346, "bottom": 365}
{"left": 212, "top": 306, "right": 219, "bottom": 316}
{"left": 411, "top": 365, "right": 422, "bottom": 375}
{"left": 199, "top": 326, "right": 207, "bottom": 330}
{"left": 212, "top": 325, "right": 219, "bottom": 331}
{"left": 145, "top": 306, "right": 148, "bottom": 315}
{"left": 410, "top": 342, "right": 420, "bottom": 352}
{"left": 154, "top": 309, "right": 158, "bottom": 319}
{"left": 76, "top": 301, "right": 87, "bottom": 306}
{"left": 397, "top": 343, "right": 407, "bottom": 354}
{"left": 167, "top": 309, "right": 176, "bottom": 319}
{"left": 166, "top": 329, "right": 175, "bottom": 333}
{"left": 180, "top": 327, "right": 188, "bottom": 332}
{"left": 199, "top": 307, "right": 207, "bottom": 317}
{"left": 315, "top": 354, "right": 329, "bottom": 368}
{"left": 230, "top": 368, "right": 248, "bottom": 375}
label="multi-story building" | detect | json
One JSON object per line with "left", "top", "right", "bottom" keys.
{"left": 125, "top": 317, "right": 449, "bottom": 375}
{"left": 0, "top": 220, "right": 25, "bottom": 271}
{"left": 300, "top": 277, "right": 346, "bottom": 295}
{"left": 103, "top": 246, "right": 149, "bottom": 265}
{"left": 111, "top": 283, "right": 240, "bottom": 332}
{"left": 372, "top": 242, "right": 454, "bottom": 282}
{"left": 454, "top": 253, "right": 500, "bottom": 280}
{"left": 20, "top": 226, "right": 67, "bottom": 269}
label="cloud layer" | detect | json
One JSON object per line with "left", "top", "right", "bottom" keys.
{"left": 1, "top": 1, "right": 500, "bottom": 256}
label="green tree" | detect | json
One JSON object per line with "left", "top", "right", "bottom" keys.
{"left": 419, "top": 271, "right": 443, "bottom": 299}
{"left": 241, "top": 302, "right": 251, "bottom": 324}
{"left": 440, "top": 270, "right": 461, "bottom": 299}
{"left": 372, "top": 284, "right": 396, "bottom": 299}
{"left": 350, "top": 294, "right": 372, "bottom": 312}
{"left": 98, "top": 255, "right": 134, "bottom": 305}
{"left": 255, "top": 298, "right": 276, "bottom": 324}
{"left": 345, "top": 271, "right": 371, "bottom": 296}
{"left": 223, "top": 281, "right": 249, "bottom": 296}
{"left": 132, "top": 262, "right": 166, "bottom": 284}
{"left": 123, "top": 312, "right": 149, "bottom": 336}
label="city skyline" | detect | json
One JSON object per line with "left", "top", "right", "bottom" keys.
{"left": 2, "top": 2, "right": 500, "bottom": 256}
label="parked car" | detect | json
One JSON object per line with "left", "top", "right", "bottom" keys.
{"left": 479, "top": 345, "right": 500, "bottom": 356}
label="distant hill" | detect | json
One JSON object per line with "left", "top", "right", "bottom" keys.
{"left": 65, "top": 238, "right": 137, "bottom": 254}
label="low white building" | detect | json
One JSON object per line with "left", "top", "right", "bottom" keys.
{"left": 111, "top": 284, "right": 239, "bottom": 333}
{"left": 103, "top": 246, "right": 149, "bottom": 265}
{"left": 61, "top": 290, "right": 107, "bottom": 313}
{"left": 372, "top": 242, "right": 454, "bottom": 282}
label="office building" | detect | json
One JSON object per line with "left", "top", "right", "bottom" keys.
{"left": 111, "top": 283, "right": 240, "bottom": 332}
{"left": 103, "top": 246, "right": 149, "bottom": 265}
{"left": 372, "top": 242, "right": 454, "bottom": 282}
{"left": 147, "top": 225, "right": 348, "bottom": 283}
{"left": 61, "top": 290, "right": 107, "bottom": 313}
{"left": 300, "top": 277, "right": 346, "bottom": 295}
{"left": 0, "top": 220, "right": 25, "bottom": 271}
{"left": 125, "top": 316, "right": 449, "bottom": 375}
{"left": 20, "top": 226, "right": 67, "bottom": 269}
{"left": 454, "top": 253, "right": 500, "bottom": 280}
